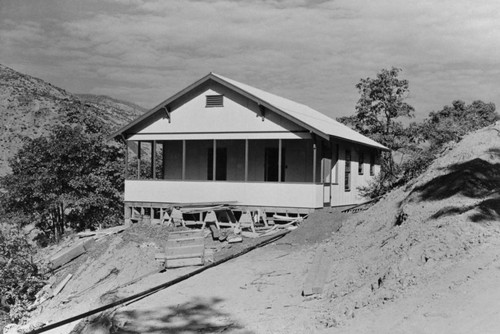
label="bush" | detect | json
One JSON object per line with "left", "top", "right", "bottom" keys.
{"left": 0, "top": 225, "right": 47, "bottom": 322}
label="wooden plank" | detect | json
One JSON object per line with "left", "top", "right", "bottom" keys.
{"left": 167, "top": 235, "right": 204, "bottom": 242}
{"left": 52, "top": 274, "right": 72, "bottom": 297}
{"left": 303, "top": 245, "right": 332, "bottom": 296}
{"left": 165, "top": 244, "right": 205, "bottom": 258}
{"left": 168, "top": 230, "right": 204, "bottom": 239}
{"left": 166, "top": 257, "right": 203, "bottom": 268}
{"left": 49, "top": 242, "right": 86, "bottom": 269}
{"left": 209, "top": 225, "right": 220, "bottom": 239}
{"left": 166, "top": 238, "right": 204, "bottom": 248}
{"left": 155, "top": 253, "right": 167, "bottom": 260}
{"left": 166, "top": 253, "right": 203, "bottom": 261}
{"left": 241, "top": 231, "right": 259, "bottom": 238}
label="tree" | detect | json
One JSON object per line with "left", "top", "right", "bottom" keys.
{"left": 0, "top": 118, "right": 124, "bottom": 242}
{"left": 338, "top": 67, "right": 415, "bottom": 181}
{"left": 339, "top": 67, "right": 415, "bottom": 150}
{"left": 419, "top": 100, "right": 497, "bottom": 149}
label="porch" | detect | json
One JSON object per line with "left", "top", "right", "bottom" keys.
{"left": 124, "top": 179, "right": 324, "bottom": 209}
{"left": 124, "top": 137, "right": 333, "bottom": 207}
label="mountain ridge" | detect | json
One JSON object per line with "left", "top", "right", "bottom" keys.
{"left": 0, "top": 64, "right": 146, "bottom": 176}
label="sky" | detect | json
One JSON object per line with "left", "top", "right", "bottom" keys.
{"left": 1, "top": 0, "right": 499, "bottom": 120}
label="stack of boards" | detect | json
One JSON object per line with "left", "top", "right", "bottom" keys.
{"left": 156, "top": 230, "right": 205, "bottom": 268}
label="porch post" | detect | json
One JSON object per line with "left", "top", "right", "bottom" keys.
{"left": 312, "top": 136, "right": 317, "bottom": 183}
{"left": 213, "top": 139, "right": 217, "bottom": 181}
{"left": 137, "top": 141, "right": 141, "bottom": 179}
{"left": 182, "top": 140, "right": 186, "bottom": 180}
{"left": 162, "top": 141, "right": 168, "bottom": 180}
{"left": 151, "top": 140, "right": 156, "bottom": 179}
{"left": 278, "top": 139, "right": 282, "bottom": 183}
{"left": 244, "top": 139, "right": 248, "bottom": 182}
{"left": 124, "top": 140, "right": 129, "bottom": 178}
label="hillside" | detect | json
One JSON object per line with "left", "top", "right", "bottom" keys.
{"left": 0, "top": 64, "right": 145, "bottom": 176}
{"left": 17, "top": 122, "right": 500, "bottom": 333}
{"left": 316, "top": 120, "right": 500, "bottom": 330}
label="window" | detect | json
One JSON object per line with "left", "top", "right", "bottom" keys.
{"left": 345, "top": 149, "right": 351, "bottom": 192}
{"left": 206, "top": 94, "right": 223, "bottom": 107}
{"left": 370, "top": 154, "right": 375, "bottom": 176}
{"left": 358, "top": 152, "right": 364, "bottom": 175}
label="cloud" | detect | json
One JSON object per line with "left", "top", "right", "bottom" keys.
{"left": 0, "top": 0, "right": 499, "bottom": 117}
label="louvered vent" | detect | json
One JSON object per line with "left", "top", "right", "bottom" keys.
{"left": 206, "top": 94, "right": 223, "bottom": 107}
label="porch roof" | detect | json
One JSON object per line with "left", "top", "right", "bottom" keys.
{"left": 111, "top": 73, "right": 390, "bottom": 151}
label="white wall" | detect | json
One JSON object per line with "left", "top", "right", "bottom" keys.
{"left": 129, "top": 85, "right": 308, "bottom": 141}
{"left": 330, "top": 140, "right": 381, "bottom": 206}
{"left": 125, "top": 180, "right": 324, "bottom": 209}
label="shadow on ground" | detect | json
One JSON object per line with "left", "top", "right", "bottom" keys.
{"left": 110, "top": 297, "right": 253, "bottom": 334}
{"left": 409, "top": 149, "right": 500, "bottom": 222}
{"left": 411, "top": 158, "right": 500, "bottom": 202}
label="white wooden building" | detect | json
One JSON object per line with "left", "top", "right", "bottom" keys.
{"left": 111, "top": 73, "right": 389, "bottom": 222}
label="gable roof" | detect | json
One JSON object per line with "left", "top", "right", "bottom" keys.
{"left": 111, "top": 73, "right": 389, "bottom": 151}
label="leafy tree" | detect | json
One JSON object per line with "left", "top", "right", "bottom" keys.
{"left": 0, "top": 117, "right": 124, "bottom": 242}
{"left": 418, "top": 100, "right": 497, "bottom": 149}
{"left": 338, "top": 67, "right": 415, "bottom": 151}
{"left": 339, "top": 67, "right": 415, "bottom": 193}
{"left": 342, "top": 68, "right": 497, "bottom": 199}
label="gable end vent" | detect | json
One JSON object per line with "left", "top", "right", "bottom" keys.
{"left": 206, "top": 94, "right": 224, "bottom": 108}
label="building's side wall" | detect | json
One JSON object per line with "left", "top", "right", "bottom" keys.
{"left": 330, "top": 139, "right": 381, "bottom": 206}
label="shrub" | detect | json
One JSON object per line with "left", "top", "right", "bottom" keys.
{"left": 0, "top": 225, "right": 47, "bottom": 322}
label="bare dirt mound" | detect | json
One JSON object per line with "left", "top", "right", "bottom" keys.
{"left": 316, "top": 122, "right": 500, "bottom": 328}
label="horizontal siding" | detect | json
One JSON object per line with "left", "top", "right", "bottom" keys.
{"left": 330, "top": 140, "right": 381, "bottom": 206}
{"left": 125, "top": 180, "right": 324, "bottom": 209}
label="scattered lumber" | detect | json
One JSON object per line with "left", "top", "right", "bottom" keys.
{"left": 52, "top": 274, "right": 72, "bottom": 297}
{"left": 241, "top": 231, "right": 260, "bottom": 238}
{"left": 209, "top": 224, "right": 220, "bottom": 239}
{"left": 48, "top": 238, "right": 94, "bottom": 269}
{"left": 302, "top": 245, "right": 332, "bottom": 296}
{"left": 28, "top": 229, "right": 290, "bottom": 334}
{"left": 341, "top": 196, "right": 381, "bottom": 213}
{"left": 228, "top": 236, "right": 242, "bottom": 243}
{"left": 156, "top": 230, "right": 205, "bottom": 268}
{"left": 77, "top": 225, "right": 127, "bottom": 238}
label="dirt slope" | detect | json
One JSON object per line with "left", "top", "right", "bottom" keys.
{"left": 315, "top": 121, "right": 500, "bottom": 328}
{"left": 21, "top": 122, "right": 500, "bottom": 333}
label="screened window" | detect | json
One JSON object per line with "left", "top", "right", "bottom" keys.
{"left": 358, "top": 152, "right": 364, "bottom": 175}
{"left": 345, "top": 149, "right": 351, "bottom": 192}
{"left": 370, "top": 154, "right": 375, "bottom": 176}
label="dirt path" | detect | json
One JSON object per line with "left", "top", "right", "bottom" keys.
{"left": 112, "top": 233, "right": 500, "bottom": 334}
{"left": 107, "top": 211, "right": 343, "bottom": 333}
{"left": 111, "top": 242, "right": 321, "bottom": 334}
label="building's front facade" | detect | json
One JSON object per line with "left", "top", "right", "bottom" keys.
{"left": 112, "top": 73, "right": 389, "bottom": 223}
